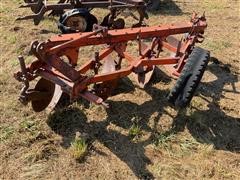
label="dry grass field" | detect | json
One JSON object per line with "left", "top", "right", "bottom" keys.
{"left": 0, "top": 0, "right": 240, "bottom": 179}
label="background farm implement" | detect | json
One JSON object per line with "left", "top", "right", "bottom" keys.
{"left": 17, "top": 0, "right": 148, "bottom": 33}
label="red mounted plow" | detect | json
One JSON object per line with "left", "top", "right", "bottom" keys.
{"left": 14, "top": 13, "right": 210, "bottom": 112}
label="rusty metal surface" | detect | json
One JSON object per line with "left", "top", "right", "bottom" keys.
{"left": 15, "top": 13, "right": 208, "bottom": 112}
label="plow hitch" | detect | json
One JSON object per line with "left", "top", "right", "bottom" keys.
{"left": 15, "top": 13, "right": 210, "bottom": 112}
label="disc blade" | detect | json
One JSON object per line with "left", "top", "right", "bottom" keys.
{"left": 133, "top": 41, "right": 155, "bottom": 88}
{"left": 102, "top": 54, "right": 116, "bottom": 73}
{"left": 166, "top": 35, "right": 179, "bottom": 48}
{"left": 32, "top": 78, "right": 62, "bottom": 112}
{"left": 133, "top": 66, "right": 155, "bottom": 88}
{"left": 46, "top": 84, "right": 63, "bottom": 112}
{"left": 94, "top": 54, "right": 119, "bottom": 100}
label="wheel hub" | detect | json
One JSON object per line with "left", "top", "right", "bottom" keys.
{"left": 66, "top": 16, "right": 87, "bottom": 32}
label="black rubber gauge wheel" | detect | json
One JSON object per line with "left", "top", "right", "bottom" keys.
{"left": 65, "top": 15, "right": 88, "bottom": 32}
{"left": 59, "top": 8, "right": 98, "bottom": 34}
{"left": 167, "top": 47, "right": 210, "bottom": 108}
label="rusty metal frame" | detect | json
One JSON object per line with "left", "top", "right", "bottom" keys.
{"left": 15, "top": 14, "right": 207, "bottom": 109}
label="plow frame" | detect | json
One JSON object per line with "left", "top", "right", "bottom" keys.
{"left": 15, "top": 13, "right": 207, "bottom": 110}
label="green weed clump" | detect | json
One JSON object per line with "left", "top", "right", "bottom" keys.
{"left": 70, "top": 136, "right": 88, "bottom": 161}
{"left": 154, "top": 132, "right": 175, "bottom": 149}
{"left": 129, "top": 124, "right": 142, "bottom": 140}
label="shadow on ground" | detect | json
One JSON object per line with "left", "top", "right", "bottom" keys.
{"left": 170, "top": 57, "right": 240, "bottom": 152}
{"left": 47, "top": 57, "right": 239, "bottom": 178}
{"left": 47, "top": 68, "right": 171, "bottom": 179}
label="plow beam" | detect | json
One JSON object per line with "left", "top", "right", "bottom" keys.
{"left": 46, "top": 20, "right": 206, "bottom": 53}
